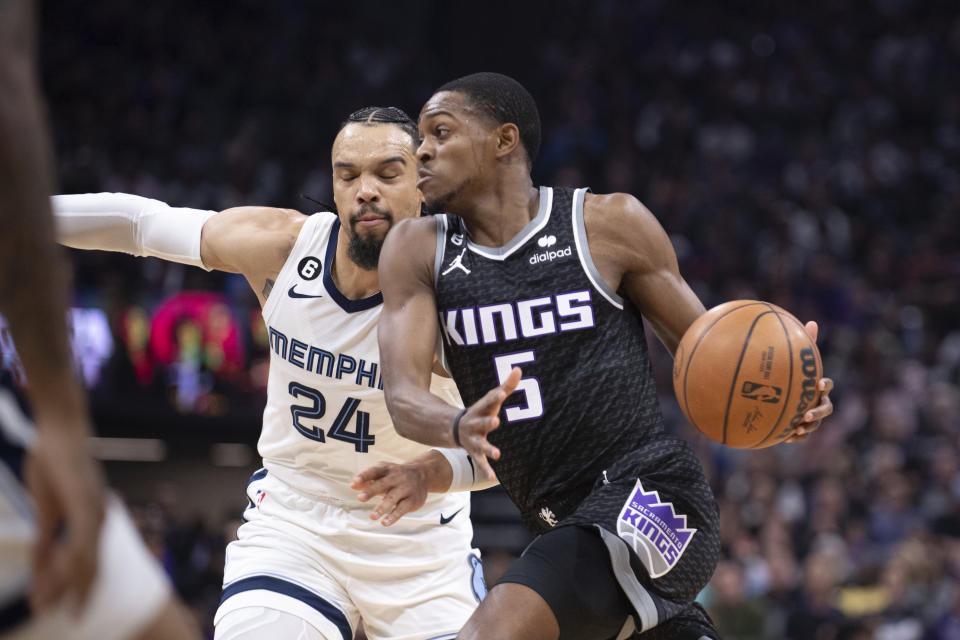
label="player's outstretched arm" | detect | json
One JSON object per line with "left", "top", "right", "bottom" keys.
{"left": 379, "top": 217, "right": 518, "bottom": 481}
{"left": 0, "top": 0, "right": 104, "bottom": 612}
{"left": 52, "top": 194, "right": 306, "bottom": 304}
{"left": 199, "top": 205, "right": 306, "bottom": 303}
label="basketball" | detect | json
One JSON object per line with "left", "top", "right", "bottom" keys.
{"left": 672, "top": 300, "right": 823, "bottom": 449}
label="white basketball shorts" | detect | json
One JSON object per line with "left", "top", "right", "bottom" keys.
{"left": 214, "top": 469, "right": 485, "bottom": 640}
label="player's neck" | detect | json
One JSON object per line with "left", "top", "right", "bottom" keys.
{"left": 331, "top": 228, "right": 380, "bottom": 299}
{"left": 459, "top": 173, "right": 538, "bottom": 248}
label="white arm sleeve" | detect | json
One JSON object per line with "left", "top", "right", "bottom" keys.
{"left": 434, "top": 447, "right": 500, "bottom": 492}
{"left": 51, "top": 192, "right": 217, "bottom": 270}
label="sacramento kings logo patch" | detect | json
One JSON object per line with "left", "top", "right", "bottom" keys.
{"left": 616, "top": 480, "right": 696, "bottom": 578}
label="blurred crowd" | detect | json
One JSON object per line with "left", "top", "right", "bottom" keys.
{"left": 40, "top": 0, "right": 960, "bottom": 637}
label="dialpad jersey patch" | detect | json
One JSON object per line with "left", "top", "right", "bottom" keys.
{"left": 616, "top": 479, "right": 696, "bottom": 578}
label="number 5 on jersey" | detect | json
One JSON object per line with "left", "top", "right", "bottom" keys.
{"left": 288, "top": 382, "right": 375, "bottom": 452}
{"left": 494, "top": 351, "right": 543, "bottom": 421}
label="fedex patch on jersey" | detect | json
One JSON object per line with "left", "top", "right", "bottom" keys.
{"left": 616, "top": 480, "right": 696, "bottom": 578}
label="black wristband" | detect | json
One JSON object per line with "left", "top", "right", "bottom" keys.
{"left": 452, "top": 408, "right": 468, "bottom": 448}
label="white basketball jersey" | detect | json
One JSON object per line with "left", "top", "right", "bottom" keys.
{"left": 259, "top": 212, "right": 463, "bottom": 507}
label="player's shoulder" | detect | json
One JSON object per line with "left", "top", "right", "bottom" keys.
{"left": 210, "top": 205, "right": 310, "bottom": 236}
{"left": 581, "top": 191, "right": 673, "bottom": 270}
{"left": 386, "top": 215, "right": 440, "bottom": 250}
{"left": 202, "top": 206, "right": 312, "bottom": 276}
{"left": 393, "top": 214, "right": 440, "bottom": 235}
{"left": 381, "top": 216, "right": 440, "bottom": 280}
{"left": 255, "top": 206, "right": 312, "bottom": 232}
{"left": 583, "top": 191, "right": 654, "bottom": 223}
{"left": 582, "top": 191, "right": 663, "bottom": 240}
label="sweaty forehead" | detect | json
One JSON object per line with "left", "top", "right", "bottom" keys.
{"left": 331, "top": 123, "right": 416, "bottom": 166}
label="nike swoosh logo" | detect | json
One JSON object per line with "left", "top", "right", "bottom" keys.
{"left": 440, "top": 508, "right": 463, "bottom": 525}
{"left": 288, "top": 285, "right": 324, "bottom": 299}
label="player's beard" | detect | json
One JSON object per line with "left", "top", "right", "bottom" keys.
{"left": 347, "top": 205, "right": 393, "bottom": 270}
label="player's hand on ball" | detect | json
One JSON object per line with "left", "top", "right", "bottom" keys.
{"left": 786, "top": 321, "right": 835, "bottom": 443}
{"left": 459, "top": 367, "right": 522, "bottom": 481}
{"left": 352, "top": 462, "right": 428, "bottom": 526}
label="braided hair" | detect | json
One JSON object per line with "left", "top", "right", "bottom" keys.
{"left": 339, "top": 106, "right": 419, "bottom": 148}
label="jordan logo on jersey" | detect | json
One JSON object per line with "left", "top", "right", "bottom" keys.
{"left": 616, "top": 480, "right": 696, "bottom": 578}
{"left": 442, "top": 248, "right": 471, "bottom": 276}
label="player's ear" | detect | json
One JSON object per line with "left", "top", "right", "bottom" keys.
{"left": 494, "top": 123, "right": 521, "bottom": 160}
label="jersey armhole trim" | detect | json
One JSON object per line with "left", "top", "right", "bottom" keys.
{"left": 572, "top": 188, "right": 625, "bottom": 310}
{"left": 433, "top": 215, "right": 453, "bottom": 372}
{"left": 261, "top": 212, "right": 332, "bottom": 321}
{"left": 433, "top": 215, "right": 449, "bottom": 288}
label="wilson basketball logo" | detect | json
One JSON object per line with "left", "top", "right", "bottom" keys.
{"left": 779, "top": 347, "right": 819, "bottom": 439}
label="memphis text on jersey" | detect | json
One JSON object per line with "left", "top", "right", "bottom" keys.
{"left": 267, "top": 326, "right": 383, "bottom": 390}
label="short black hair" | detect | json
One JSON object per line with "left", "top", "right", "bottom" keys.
{"left": 339, "top": 106, "right": 419, "bottom": 148}
{"left": 436, "top": 72, "right": 541, "bottom": 167}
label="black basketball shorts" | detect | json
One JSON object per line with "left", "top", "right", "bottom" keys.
{"left": 498, "top": 448, "right": 722, "bottom": 639}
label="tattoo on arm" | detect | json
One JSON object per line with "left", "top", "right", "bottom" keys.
{"left": 262, "top": 278, "right": 275, "bottom": 299}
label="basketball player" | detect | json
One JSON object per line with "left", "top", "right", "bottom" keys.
{"left": 376, "top": 72, "right": 835, "bottom": 640}
{"left": 0, "top": 1, "right": 201, "bottom": 638}
{"left": 52, "top": 107, "right": 494, "bottom": 640}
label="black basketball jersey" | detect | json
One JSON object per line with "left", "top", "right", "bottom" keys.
{"left": 434, "top": 186, "right": 700, "bottom": 531}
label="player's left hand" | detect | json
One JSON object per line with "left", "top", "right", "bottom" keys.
{"left": 456, "top": 367, "right": 522, "bottom": 482}
{"left": 352, "top": 462, "right": 428, "bottom": 526}
{"left": 786, "top": 321, "right": 834, "bottom": 443}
